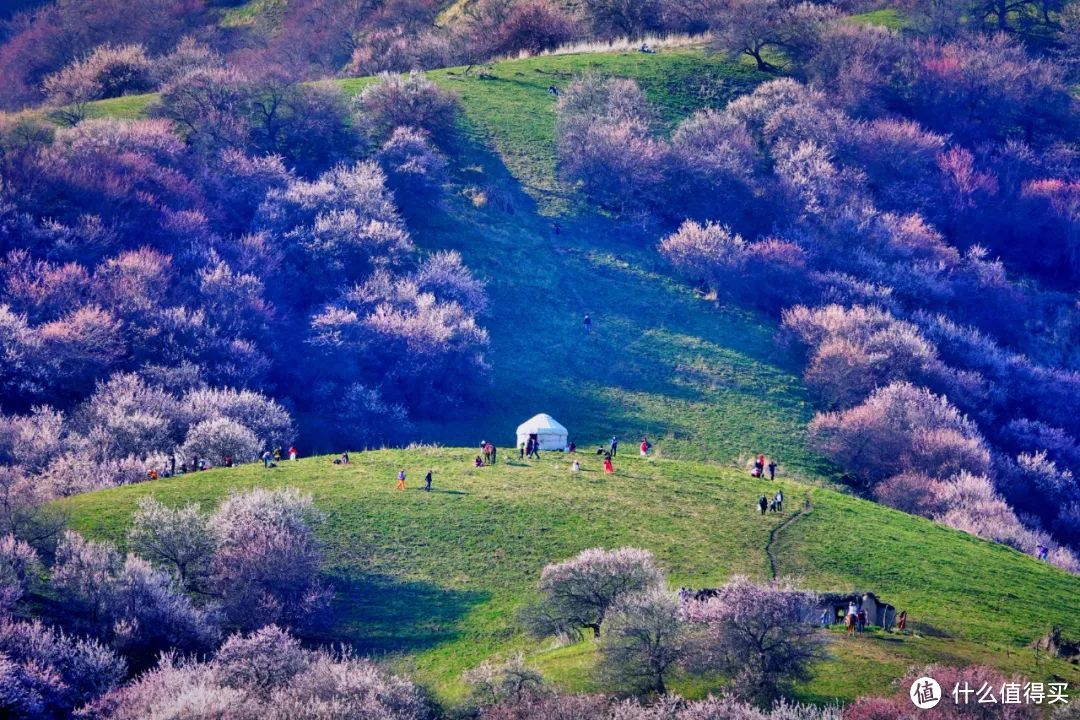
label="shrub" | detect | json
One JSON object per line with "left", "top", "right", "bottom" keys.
{"left": 581, "top": 0, "right": 664, "bottom": 38}
{"left": 660, "top": 220, "right": 748, "bottom": 288}
{"left": 152, "top": 36, "right": 220, "bottom": 86}
{"left": 0, "top": 467, "right": 67, "bottom": 548}
{"left": 182, "top": 387, "right": 295, "bottom": 450}
{"left": 52, "top": 531, "right": 218, "bottom": 657}
{"left": 782, "top": 305, "right": 941, "bottom": 409}
{"left": 376, "top": 126, "right": 449, "bottom": 199}
{"left": 107, "top": 553, "right": 220, "bottom": 657}
{"left": 214, "top": 625, "right": 309, "bottom": 692}
{"left": 597, "top": 587, "right": 686, "bottom": 694}
{"left": 682, "top": 576, "right": 822, "bottom": 706}
{"left": 208, "top": 488, "right": 330, "bottom": 630}
{"left": 803, "top": 23, "right": 906, "bottom": 116}
{"left": 85, "top": 627, "right": 432, "bottom": 720}
{"left": 899, "top": 34, "right": 1074, "bottom": 147}
{"left": 76, "top": 373, "right": 181, "bottom": 461}
{"left": 872, "top": 472, "right": 946, "bottom": 517}
{"left": 155, "top": 66, "right": 254, "bottom": 152}
{"left": 255, "top": 160, "right": 413, "bottom": 294}
{"left": 0, "top": 618, "right": 126, "bottom": 718}
{"left": 565, "top": 119, "right": 669, "bottom": 213}
{"left": 669, "top": 109, "right": 759, "bottom": 225}
{"left": 459, "top": 0, "right": 577, "bottom": 62}
{"left": 356, "top": 72, "right": 460, "bottom": 145}
{"left": 414, "top": 250, "right": 488, "bottom": 314}
{"left": 846, "top": 665, "right": 1037, "bottom": 720}
{"left": 933, "top": 471, "right": 1041, "bottom": 552}
{"left": 525, "top": 547, "right": 665, "bottom": 639}
{"left": 555, "top": 75, "right": 669, "bottom": 213}
{"left": 841, "top": 119, "right": 946, "bottom": 214}
{"left": 464, "top": 654, "right": 548, "bottom": 709}
{"left": 248, "top": 79, "right": 361, "bottom": 177}
{"left": 311, "top": 269, "right": 490, "bottom": 411}
{"left": 0, "top": 534, "right": 39, "bottom": 613}
{"left": 346, "top": 27, "right": 455, "bottom": 76}
{"left": 43, "top": 44, "right": 153, "bottom": 123}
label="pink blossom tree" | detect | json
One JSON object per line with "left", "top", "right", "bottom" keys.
{"left": 525, "top": 547, "right": 665, "bottom": 639}
{"left": 682, "top": 576, "right": 822, "bottom": 706}
{"left": 208, "top": 487, "right": 330, "bottom": 630}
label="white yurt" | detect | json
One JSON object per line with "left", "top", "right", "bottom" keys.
{"left": 516, "top": 413, "right": 569, "bottom": 451}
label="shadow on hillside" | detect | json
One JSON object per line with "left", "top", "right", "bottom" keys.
{"left": 322, "top": 574, "right": 490, "bottom": 655}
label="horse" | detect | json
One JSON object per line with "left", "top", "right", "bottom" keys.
{"left": 845, "top": 613, "right": 857, "bottom": 636}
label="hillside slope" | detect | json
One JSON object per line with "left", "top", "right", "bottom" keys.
{"left": 78, "top": 48, "right": 819, "bottom": 471}
{"left": 55, "top": 450, "right": 1080, "bottom": 703}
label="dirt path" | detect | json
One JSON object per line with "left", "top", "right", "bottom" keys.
{"left": 765, "top": 492, "right": 813, "bottom": 579}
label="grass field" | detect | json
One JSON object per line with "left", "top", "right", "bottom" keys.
{"left": 54, "top": 450, "right": 1080, "bottom": 704}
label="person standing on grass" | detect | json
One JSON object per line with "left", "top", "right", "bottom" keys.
{"left": 583, "top": 313, "right": 592, "bottom": 336}
{"left": 897, "top": 610, "right": 907, "bottom": 631}
{"left": 610, "top": 436, "right": 618, "bottom": 457}
{"left": 491, "top": 443, "right": 497, "bottom": 465}
{"left": 424, "top": 469, "right": 432, "bottom": 492}
{"left": 289, "top": 446, "right": 297, "bottom": 461}
{"left": 603, "top": 455, "right": 614, "bottom": 474}
{"left": 396, "top": 469, "right": 406, "bottom": 490}
{"left": 262, "top": 450, "right": 272, "bottom": 468}
{"left": 758, "top": 495, "right": 768, "bottom": 515}
{"left": 768, "top": 459, "right": 777, "bottom": 481}
{"left": 520, "top": 442, "right": 526, "bottom": 460}
{"left": 640, "top": 438, "right": 650, "bottom": 457}
{"left": 775, "top": 489, "right": 783, "bottom": 512}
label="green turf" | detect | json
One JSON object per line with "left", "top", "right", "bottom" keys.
{"left": 846, "top": 8, "right": 911, "bottom": 30}
{"left": 54, "top": 451, "right": 1080, "bottom": 704}
{"left": 218, "top": 0, "right": 285, "bottom": 27}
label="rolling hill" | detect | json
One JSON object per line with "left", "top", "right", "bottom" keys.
{"left": 54, "top": 450, "right": 1080, "bottom": 704}
{"left": 38, "top": 45, "right": 1080, "bottom": 708}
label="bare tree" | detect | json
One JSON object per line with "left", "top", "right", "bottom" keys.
{"left": 708, "top": 0, "right": 837, "bottom": 71}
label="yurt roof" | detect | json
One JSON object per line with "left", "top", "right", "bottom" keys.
{"left": 516, "top": 413, "right": 568, "bottom": 434}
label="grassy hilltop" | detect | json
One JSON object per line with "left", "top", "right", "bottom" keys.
{"left": 55, "top": 450, "right": 1080, "bottom": 703}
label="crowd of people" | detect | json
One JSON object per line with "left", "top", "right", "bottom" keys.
{"left": 819, "top": 602, "right": 909, "bottom": 636}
